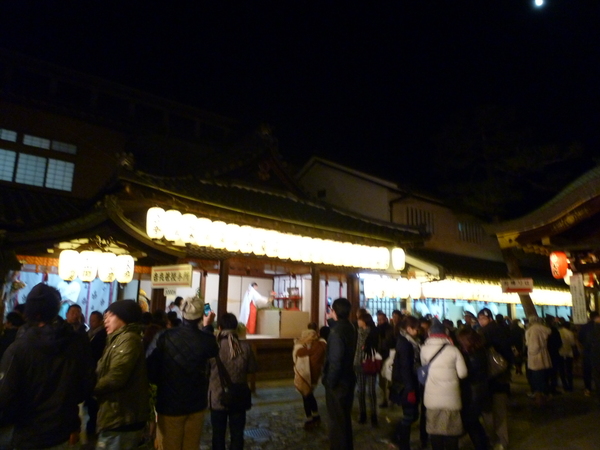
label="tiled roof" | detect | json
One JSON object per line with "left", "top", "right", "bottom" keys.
{"left": 0, "top": 185, "right": 89, "bottom": 231}
{"left": 407, "top": 249, "right": 565, "bottom": 289}
{"left": 123, "top": 171, "right": 426, "bottom": 245}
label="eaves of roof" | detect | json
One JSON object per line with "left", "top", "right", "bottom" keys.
{"left": 487, "top": 165, "right": 600, "bottom": 236}
{"left": 407, "top": 249, "right": 566, "bottom": 290}
{"left": 121, "top": 171, "right": 426, "bottom": 246}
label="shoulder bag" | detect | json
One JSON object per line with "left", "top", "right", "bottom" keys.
{"left": 215, "top": 354, "right": 252, "bottom": 412}
{"left": 487, "top": 346, "right": 508, "bottom": 379}
{"left": 417, "top": 344, "right": 447, "bottom": 385}
{"left": 361, "top": 348, "right": 383, "bottom": 375}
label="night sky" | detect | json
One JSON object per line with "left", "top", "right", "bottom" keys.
{"left": 1, "top": 1, "right": 599, "bottom": 192}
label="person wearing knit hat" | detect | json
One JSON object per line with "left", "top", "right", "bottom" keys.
{"left": 95, "top": 300, "right": 149, "bottom": 447}
{"left": 147, "top": 298, "right": 218, "bottom": 450}
{"left": 429, "top": 318, "right": 447, "bottom": 336}
{"left": 0, "top": 283, "right": 95, "bottom": 449}
{"left": 24, "top": 283, "right": 61, "bottom": 323}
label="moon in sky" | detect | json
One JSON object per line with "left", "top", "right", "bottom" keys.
{"left": 535, "top": 0, "right": 544, "bottom": 6}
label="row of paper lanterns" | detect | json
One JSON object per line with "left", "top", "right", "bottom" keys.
{"left": 58, "top": 250, "right": 135, "bottom": 283}
{"left": 363, "top": 276, "right": 422, "bottom": 299}
{"left": 146, "top": 207, "right": 406, "bottom": 271}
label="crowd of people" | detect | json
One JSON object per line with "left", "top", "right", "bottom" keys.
{"left": 0, "top": 285, "right": 255, "bottom": 450}
{"left": 295, "top": 300, "right": 597, "bottom": 450}
{"left": 1, "top": 285, "right": 599, "bottom": 450}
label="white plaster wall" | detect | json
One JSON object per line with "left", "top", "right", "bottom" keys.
{"left": 299, "top": 163, "right": 391, "bottom": 221}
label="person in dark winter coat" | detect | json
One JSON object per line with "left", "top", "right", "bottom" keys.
{"left": 478, "top": 308, "right": 513, "bottom": 450}
{"left": 390, "top": 316, "right": 421, "bottom": 450}
{"left": 0, "top": 283, "right": 95, "bottom": 449}
{"left": 457, "top": 327, "right": 491, "bottom": 450}
{"left": 147, "top": 297, "right": 219, "bottom": 450}
{"left": 546, "top": 317, "right": 563, "bottom": 394}
{"left": 578, "top": 311, "right": 600, "bottom": 395}
{"left": 323, "top": 298, "right": 357, "bottom": 450}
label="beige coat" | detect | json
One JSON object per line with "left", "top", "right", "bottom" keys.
{"left": 526, "top": 322, "right": 552, "bottom": 370}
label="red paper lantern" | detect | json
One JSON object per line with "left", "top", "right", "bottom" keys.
{"left": 549, "top": 251, "right": 568, "bottom": 279}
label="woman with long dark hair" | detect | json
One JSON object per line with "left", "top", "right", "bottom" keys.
{"left": 353, "top": 313, "right": 380, "bottom": 426}
{"left": 456, "top": 327, "right": 491, "bottom": 450}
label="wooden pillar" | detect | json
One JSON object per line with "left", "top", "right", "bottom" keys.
{"left": 199, "top": 270, "right": 207, "bottom": 301}
{"left": 347, "top": 273, "right": 360, "bottom": 320}
{"left": 310, "top": 265, "right": 320, "bottom": 324}
{"left": 217, "top": 259, "right": 230, "bottom": 320}
{"left": 151, "top": 288, "right": 166, "bottom": 313}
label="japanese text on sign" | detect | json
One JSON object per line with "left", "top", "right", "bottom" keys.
{"left": 151, "top": 264, "right": 193, "bottom": 288}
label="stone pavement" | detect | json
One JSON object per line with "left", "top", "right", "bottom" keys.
{"left": 198, "top": 373, "right": 600, "bottom": 450}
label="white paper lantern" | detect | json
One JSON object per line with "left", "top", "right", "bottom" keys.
{"left": 163, "top": 210, "right": 182, "bottom": 241}
{"left": 265, "top": 230, "right": 280, "bottom": 258}
{"left": 193, "top": 217, "right": 213, "bottom": 247}
{"left": 97, "top": 252, "right": 117, "bottom": 283}
{"left": 392, "top": 247, "right": 406, "bottom": 271}
{"left": 299, "top": 237, "right": 314, "bottom": 263}
{"left": 79, "top": 251, "right": 99, "bottom": 282}
{"left": 341, "top": 242, "right": 354, "bottom": 267}
{"left": 59, "top": 250, "right": 80, "bottom": 281}
{"left": 287, "top": 234, "right": 303, "bottom": 261}
{"left": 238, "top": 226, "right": 254, "bottom": 253}
{"left": 115, "top": 254, "right": 135, "bottom": 284}
{"left": 276, "top": 233, "right": 292, "bottom": 260}
{"left": 376, "top": 247, "right": 391, "bottom": 270}
{"left": 146, "top": 207, "right": 165, "bottom": 239}
{"left": 224, "top": 223, "right": 241, "bottom": 252}
{"left": 180, "top": 213, "right": 198, "bottom": 244}
{"left": 210, "top": 221, "right": 227, "bottom": 249}
{"left": 251, "top": 228, "right": 268, "bottom": 256}
{"left": 311, "top": 238, "right": 324, "bottom": 264}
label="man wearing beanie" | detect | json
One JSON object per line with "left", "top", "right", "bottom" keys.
{"left": 147, "top": 296, "right": 219, "bottom": 450}
{"left": 95, "top": 299, "right": 149, "bottom": 449}
{"left": 0, "top": 283, "right": 95, "bottom": 449}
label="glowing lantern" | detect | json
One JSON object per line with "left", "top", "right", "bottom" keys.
{"left": 180, "top": 214, "right": 197, "bottom": 244}
{"left": 276, "top": 233, "right": 292, "bottom": 260}
{"left": 59, "top": 250, "right": 80, "bottom": 281}
{"left": 238, "top": 226, "right": 254, "bottom": 253}
{"left": 311, "top": 239, "right": 324, "bottom": 264}
{"left": 224, "top": 223, "right": 241, "bottom": 252}
{"left": 146, "top": 207, "right": 165, "bottom": 239}
{"left": 375, "top": 247, "right": 390, "bottom": 270}
{"left": 299, "top": 237, "right": 314, "bottom": 263}
{"left": 251, "top": 228, "right": 268, "bottom": 256}
{"left": 193, "top": 218, "right": 213, "bottom": 247}
{"left": 210, "top": 221, "right": 227, "bottom": 249}
{"left": 97, "top": 252, "right": 117, "bottom": 282}
{"left": 392, "top": 247, "right": 406, "bottom": 271}
{"left": 115, "top": 254, "right": 135, "bottom": 283}
{"left": 549, "top": 251, "right": 569, "bottom": 279}
{"left": 163, "top": 210, "right": 182, "bottom": 241}
{"left": 79, "top": 251, "right": 99, "bottom": 282}
{"left": 265, "top": 230, "right": 280, "bottom": 258}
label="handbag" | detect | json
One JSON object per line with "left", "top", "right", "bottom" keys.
{"left": 487, "top": 346, "right": 508, "bottom": 379}
{"left": 361, "top": 348, "right": 383, "bottom": 375}
{"left": 417, "top": 344, "right": 447, "bottom": 385}
{"left": 215, "top": 354, "right": 252, "bottom": 412}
